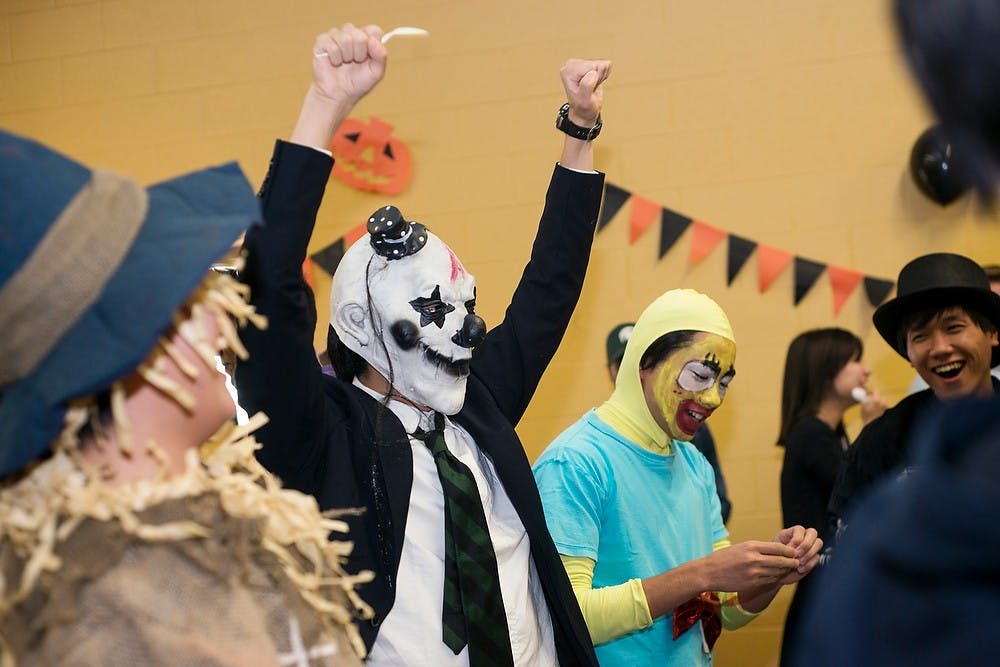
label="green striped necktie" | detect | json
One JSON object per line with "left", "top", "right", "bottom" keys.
{"left": 413, "top": 412, "right": 515, "bottom": 667}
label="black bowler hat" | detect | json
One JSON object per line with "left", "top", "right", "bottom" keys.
{"left": 873, "top": 253, "right": 1000, "bottom": 365}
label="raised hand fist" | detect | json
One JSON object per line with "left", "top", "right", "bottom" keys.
{"left": 312, "top": 23, "right": 388, "bottom": 107}
{"left": 559, "top": 59, "right": 612, "bottom": 127}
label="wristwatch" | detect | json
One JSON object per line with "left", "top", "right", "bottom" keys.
{"left": 555, "top": 103, "right": 602, "bottom": 141}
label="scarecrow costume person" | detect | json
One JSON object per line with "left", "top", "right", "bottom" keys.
{"left": 236, "top": 23, "right": 609, "bottom": 667}
{"left": 0, "top": 128, "right": 369, "bottom": 667}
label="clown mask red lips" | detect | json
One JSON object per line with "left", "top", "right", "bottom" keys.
{"left": 645, "top": 332, "right": 736, "bottom": 442}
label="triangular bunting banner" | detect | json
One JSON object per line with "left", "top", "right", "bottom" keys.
{"left": 828, "top": 265, "right": 864, "bottom": 316}
{"left": 310, "top": 239, "right": 346, "bottom": 276}
{"left": 758, "top": 245, "right": 794, "bottom": 294}
{"left": 588, "top": 181, "right": 895, "bottom": 314}
{"left": 689, "top": 221, "right": 727, "bottom": 267}
{"left": 598, "top": 183, "right": 631, "bottom": 232}
{"left": 630, "top": 195, "right": 660, "bottom": 244}
{"left": 727, "top": 235, "right": 757, "bottom": 285}
{"left": 659, "top": 207, "right": 692, "bottom": 259}
{"left": 794, "top": 257, "right": 827, "bottom": 305}
{"left": 864, "top": 276, "right": 895, "bottom": 307}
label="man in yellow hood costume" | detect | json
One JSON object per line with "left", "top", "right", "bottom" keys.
{"left": 533, "top": 289, "right": 823, "bottom": 665}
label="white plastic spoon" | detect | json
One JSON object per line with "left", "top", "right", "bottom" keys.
{"left": 381, "top": 26, "right": 429, "bottom": 44}
{"left": 851, "top": 387, "right": 868, "bottom": 403}
{"left": 315, "top": 27, "right": 429, "bottom": 59}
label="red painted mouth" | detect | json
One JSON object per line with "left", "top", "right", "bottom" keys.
{"left": 674, "top": 399, "right": 714, "bottom": 436}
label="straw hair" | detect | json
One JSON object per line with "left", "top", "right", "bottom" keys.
{"left": 0, "top": 262, "right": 371, "bottom": 666}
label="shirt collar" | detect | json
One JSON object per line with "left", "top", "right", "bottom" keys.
{"left": 352, "top": 377, "right": 436, "bottom": 433}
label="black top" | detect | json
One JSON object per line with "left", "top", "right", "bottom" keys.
{"left": 793, "top": 396, "right": 1000, "bottom": 666}
{"left": 780, "top": 416, "right": 844, "bottom": 542}
{"left": 237, "top": 140, "right": 604, "bottom": 666}
{"left": 828, "top": 388, "right": 936, "bottom": 520}
{"left": 828, "top": 375, "right": 1000, "bottom": 520}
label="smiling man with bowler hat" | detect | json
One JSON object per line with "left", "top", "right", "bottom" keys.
{"left": 828, "top": 252, "right": 1000, "bottom": 522}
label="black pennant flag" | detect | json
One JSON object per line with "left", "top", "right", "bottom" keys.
{"left": 310, "top": 238, "right": 348, "bottom": 276}
{"left": 598, "top": 183, "right": 631, "bottom": 232}
{"left": 727, "top": 235, "right": 757, "bottom": 285}
{"left": 658, "top": 207, "right": 692, "bottom": 259}
{"left": 863, "top": 276, "right": 895, "bottom": 307}
{"left": 794, "top": 257, "right": 826, "bottom": 305}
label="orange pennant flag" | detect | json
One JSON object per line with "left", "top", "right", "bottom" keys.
{"left": 345, "top": 221, "right": 368, "bottom": 246}
{"left": 689, "top": 221, "right": 727, "bottom": 266}
{"left": 828, "top": 265, "right": 864, "bottom": 317}
{"left": 302, "top": 257, "right": 315, "bottom": 289}
{"left": 757, "top": 244, "right": 794, "bottom": 293}
{"left": 629, "top": 195, "right": 660, "bottom": 244}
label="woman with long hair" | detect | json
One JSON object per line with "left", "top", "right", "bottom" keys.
{"left": 776, "top": 327, "right": 885, "bottom": 666}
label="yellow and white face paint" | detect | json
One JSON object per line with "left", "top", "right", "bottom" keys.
{"left": 596, "top": 289, "right": 735, "bottom": 453}
{"left": 642, "top": 332, "right": 736, "bottom": 441}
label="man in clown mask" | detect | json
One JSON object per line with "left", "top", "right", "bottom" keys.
{"left": 237, "top": 22, "right": 608, "bottom": 667}
{"left": 533, "top": 289, "right": 823, "bottom": 665}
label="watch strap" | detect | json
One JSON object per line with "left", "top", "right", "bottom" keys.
{"left": 556, "top": 103, "right": 602, "bottom": 141}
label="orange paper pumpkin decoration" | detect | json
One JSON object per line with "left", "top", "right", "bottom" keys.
{"left": 329, "top": 117, "right": 413, "bottom": 195}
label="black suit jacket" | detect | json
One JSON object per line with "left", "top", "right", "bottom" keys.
{"left": 237, "top": 140, "right": 603, "bottom": 666}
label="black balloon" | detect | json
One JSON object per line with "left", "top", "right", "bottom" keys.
{"left": 909, "top": 125, "right": 969, "bottom": 205}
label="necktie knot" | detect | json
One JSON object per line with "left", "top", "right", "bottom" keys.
{"left": 412, "top": 412, "right": 448, "bottom": 457}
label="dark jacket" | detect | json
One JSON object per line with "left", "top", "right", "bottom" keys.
{"left": 794, "top": 396, "right": 1000, "bottom": 666}
{"left": 237, "top": 140, "right": 603, "bottom": 666}
{"left": 829, "top": 375, "right": 1000, "bottom": 519}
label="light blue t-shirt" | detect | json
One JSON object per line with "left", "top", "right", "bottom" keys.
{"left": 532, "top": 410, "right": 728, "bottom": 666}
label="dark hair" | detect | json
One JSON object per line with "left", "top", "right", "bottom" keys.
{"left": 639, "top": 330, "right": 699, "bottom": 370}
{"left": 893, "top": 0, "right": 1000, "bottom": 197}
{"left": 778, "top": 328, "right": 862, "bottom": 445}
{"left": 894, "top": 302, "right": 996, "bottom": 356}
{"left": 983, "top": 263, "right": 1000, "bottom": 282}
{"left": 327, "top": 324, "right": 368, "bottom": 381}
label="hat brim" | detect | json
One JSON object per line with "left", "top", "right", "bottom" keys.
{"left": 0, "top": 162, "right": 260, "bottom": 477}
{"left": 872, "top": 285, "right": 1000, "bottom": 366}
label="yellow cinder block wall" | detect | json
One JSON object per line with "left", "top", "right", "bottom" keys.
{"left": 4, "top": 1, "right": 999, "bottom": 664}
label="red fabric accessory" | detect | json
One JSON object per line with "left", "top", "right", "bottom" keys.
{"left": 672, "top": 591, "right": 722, "bottom": 652}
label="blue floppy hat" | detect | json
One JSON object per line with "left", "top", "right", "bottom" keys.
{"left": 0, "top": 129, "right": 261, "bottom": 478}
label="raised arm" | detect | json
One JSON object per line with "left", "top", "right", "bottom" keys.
{"left": 235, "top": 24, "right": 386, "bottom": 490}
{"left": 291, "top": 24, "right": 387, "bottom": 149}
{"left": 470, "top": 59, "right": 610, "bottom": 421}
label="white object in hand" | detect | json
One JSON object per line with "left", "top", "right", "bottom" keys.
{"left": 381, "top": 26, "right": 429, "bottom": 43}
{"left": 315, "top": 27, "right": 429, "bottom": 59}
{"left": 851, "top": 387, "right": 868, "bottom": 403}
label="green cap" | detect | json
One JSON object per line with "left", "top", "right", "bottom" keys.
{"left": 605, "top": 322, "right": 635, "bottom": 365}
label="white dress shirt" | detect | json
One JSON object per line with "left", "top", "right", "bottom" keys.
{"left": 355, "top": 381, "right": 557, "bottom": 667}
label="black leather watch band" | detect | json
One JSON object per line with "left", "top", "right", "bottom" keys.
{"left": 555, "top": 103, "right": 602, "bottom": 141}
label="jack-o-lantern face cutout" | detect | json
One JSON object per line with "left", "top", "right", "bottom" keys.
{"left": 329, "top": 117, "right": 413, "bottom": 195}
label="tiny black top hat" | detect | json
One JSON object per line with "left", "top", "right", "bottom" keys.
{"left": 367, "top": 205, "right": 428, "bottom": 260}
{"left": 873, "top": 253, "right": 1000, "bottom": 365}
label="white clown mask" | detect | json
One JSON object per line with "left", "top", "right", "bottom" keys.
{"left": 330, "top": 205, "right": 485, "bottom": 415}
